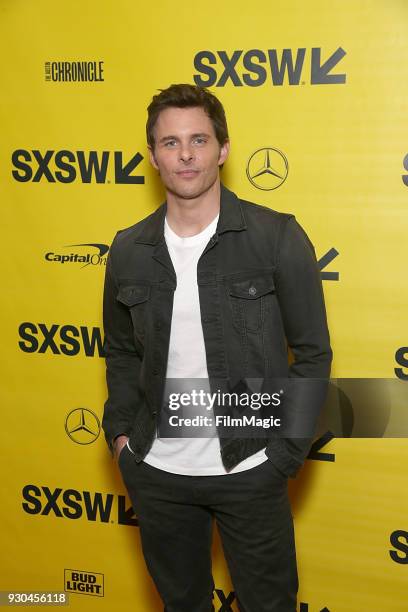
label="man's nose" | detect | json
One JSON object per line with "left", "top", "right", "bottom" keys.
{"left": 179, "top": 143, "right": 194, "bottom": 163}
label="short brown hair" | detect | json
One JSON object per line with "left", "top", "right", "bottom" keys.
{"left": 146, "top": 83, "right": 229, "bottom": 149}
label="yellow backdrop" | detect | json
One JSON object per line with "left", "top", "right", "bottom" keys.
{"left": 1, "top": 1, "right": 407, "bottom": 610}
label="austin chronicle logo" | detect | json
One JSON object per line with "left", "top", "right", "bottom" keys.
{"left": 246, "top": 147, "right": 288, "bottom": 190}
{"left": 65, "top": 408, "right": 100, "bottom": 444}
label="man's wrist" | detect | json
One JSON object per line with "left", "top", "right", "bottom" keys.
{"left": 112, "top": 434, "right": 129, "bottom": 452}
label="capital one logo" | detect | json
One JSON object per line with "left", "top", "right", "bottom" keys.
{"left": 194, "top": 47, "right": 346, "bottom": 87}
{"left": 45, "top": 243, "right": 109, "bottom": 268}
{"left": 12, "top": 149, "right": 144, "bottom": 184}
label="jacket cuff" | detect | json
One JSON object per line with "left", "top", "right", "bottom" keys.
{"left": 107, "top": 431, "right": 131, "bottom": 457}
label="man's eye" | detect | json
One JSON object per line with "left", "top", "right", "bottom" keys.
{"left": 164, "top": 140, "right": 177, "bottom": 147}
{"left": 194, "top": 137, "right": 206, "bottom": 144}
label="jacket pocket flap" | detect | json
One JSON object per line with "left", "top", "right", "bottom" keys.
{"left": 116, "top": 284, "right": 150, "bottom": 306}
{"left": 228, "top": 275, "right": 275, "bottom": 299}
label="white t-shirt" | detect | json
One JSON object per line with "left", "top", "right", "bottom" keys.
{"left": 136, "top": 212, "right": 268, "bottom": 475}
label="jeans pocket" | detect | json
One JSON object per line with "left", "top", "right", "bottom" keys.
{"left": 263, "top": 458, "right": 288, "bottom": 481}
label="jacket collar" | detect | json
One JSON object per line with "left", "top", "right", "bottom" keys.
{"left": 133, "top": 182, "right": 247, "bottom": 245}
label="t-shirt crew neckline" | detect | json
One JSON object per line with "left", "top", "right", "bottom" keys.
{"left": 164, "top": 213, "right": 219, "bottom": 247}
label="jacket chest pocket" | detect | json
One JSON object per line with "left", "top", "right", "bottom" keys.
{"left": 116, "top": 284, "right": 151, "bottom": 339}
{"left": 227, "top": 274, "right": 275, "bottom": 333}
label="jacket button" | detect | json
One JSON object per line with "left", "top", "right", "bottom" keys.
{"left": 153, "top": 369, "right": 159, "bottom": 375}
{"left": 248, "top": 286, "right": 257, "bottom": 296}
{"left": 151, "top": 411, "right": 157, "bottom": 419}
{"left": 155, "top": 322, "right": 162, "bottom": 330}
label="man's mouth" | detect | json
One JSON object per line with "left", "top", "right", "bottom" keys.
{"left": 176, "top": 169, "right": 200, "bottom": 177}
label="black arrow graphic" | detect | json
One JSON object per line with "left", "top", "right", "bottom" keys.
{"left": 318, "top": 247, "right": 339, "bottom": 281}
{"left": 311, "top": 47, "right": 346, "bottom": 84}
{"left": 308, "top": 430, "right": 335, "bottom": 462}
{"left": 117, "top": 495, "right": 139, "bottom": 526}
{"left": 115, "top": 151, "right": 145, "bottom": 184}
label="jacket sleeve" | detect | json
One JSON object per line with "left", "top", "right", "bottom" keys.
{"left": 101, "top": 238, "right": 143, "bottom": 457}
{"left": 265, "top": 216, "right": 333, "bottom": 477}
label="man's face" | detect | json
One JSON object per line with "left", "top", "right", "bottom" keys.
{"left": 148, "top": 106, "right": 229, "bottom": 200}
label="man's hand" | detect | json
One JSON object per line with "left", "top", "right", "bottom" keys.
{"left": 114, "top": 435, "right": 130, "bottom": 461}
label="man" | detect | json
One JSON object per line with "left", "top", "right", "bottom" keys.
{"left": 102, "top": 83, "right": 332, "bottom": 612}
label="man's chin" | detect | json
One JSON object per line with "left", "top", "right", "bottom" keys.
{"left": 168, "top": 179, "right": 218, "bottom": 201}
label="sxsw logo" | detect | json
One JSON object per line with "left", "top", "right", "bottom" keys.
{"left": 65, "top": 569, "right": 104, "bottom": 597}
{"left": 402, "top": 153, "right": 408, "bottom": 186}
{"left": 18, "top": 323, "right": 105, "bottom": 357}
{"left": 389, "top": 530, "right": 408, "bottom": 564}
{"left": 11, "top": 150, "right": 144, "bottom": 184}
{"left": 299, "top": 606, "right": 330, "bottom": 611}
{"left": 212, "top": 589, "right": 235, "bottom": 611}
{"left": 194, "top": 47, "right": 346, "bottom": 87}
{"left": 22, "top": 484, "right": 137, "bottom": 526}
{"left": 395, "top": 347, "right": 408, "bottom": 380}
{"left": 209, "top": 592, "right": 330, "bottom": 612}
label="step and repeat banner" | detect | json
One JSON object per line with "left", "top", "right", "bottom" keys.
{"left": 1, "top": 1, "right": 407, "bottom": 610}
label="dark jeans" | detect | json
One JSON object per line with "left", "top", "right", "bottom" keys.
{"left": 119, "top": 446, "right": 298, "bottom": 612}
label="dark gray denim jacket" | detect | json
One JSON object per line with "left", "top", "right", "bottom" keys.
{"left": 102, "top": 183, "right": 332, "bottom": 477}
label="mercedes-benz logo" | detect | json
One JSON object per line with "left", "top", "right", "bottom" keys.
{"left": 65, "top": 408, "right": 101, "bottom": 445}
{"left": 246, "top": 147, "right": 289, "bottom": 190}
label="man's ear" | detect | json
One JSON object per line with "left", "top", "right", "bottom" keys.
{"left": 148, "top": 145, "right": 159, "bottom": 170}
{"left": 218, "top": 139, "right": 230, "bottom": 167}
